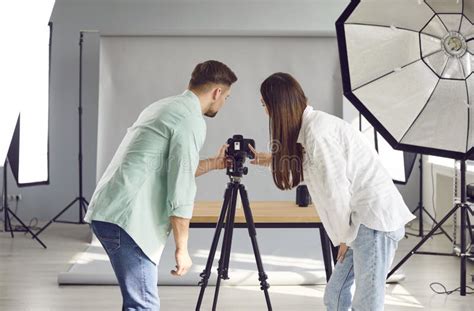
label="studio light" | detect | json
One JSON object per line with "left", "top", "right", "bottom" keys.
{"left": 336, "top": 0, "right": 474, "bottom": 296}
{"left": 0, "top": 0, "right": 55, "bottom": 185}
{"left": 343, "top": 96, "right": 416, "bottom": 184}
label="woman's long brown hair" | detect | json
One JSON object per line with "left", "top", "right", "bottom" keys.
{"left": 260, "top": 73, "right": 307, "bottom": 190}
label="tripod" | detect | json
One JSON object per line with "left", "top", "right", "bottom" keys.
{"left": 407, "top": 156, "right": 453, "bottom": 241}
{"left": 2, "top": 159, "right": 46, "bottom": 248}
{"left": 195, "top": 176, "right": 272, "bottom": 310}
{"left": 34, "top": 31, "right": 90, "bottom": 237}
{"left": 388, "top": 160, "right": 474, "bottom": 296}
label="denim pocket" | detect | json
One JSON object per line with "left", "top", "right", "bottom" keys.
{"left": 386, "top": 226, "right": 405, "bottom": 242}
{"left": 92, "top": 221, "right": 121, "bottom": 254}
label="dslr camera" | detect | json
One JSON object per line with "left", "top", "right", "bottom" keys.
{"left": 226, "top": 135, "right": 256, "bottom": 177}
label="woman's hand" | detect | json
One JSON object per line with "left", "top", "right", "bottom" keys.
{"left": 337, "top": 243, "right": 349, "bottom": 263}
{"left": 248, "top": 144, "right": 272, "bottom": 167}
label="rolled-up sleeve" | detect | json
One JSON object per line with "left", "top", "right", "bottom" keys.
{"left": 166, "top": 116, "right": 202, "bottom": 219}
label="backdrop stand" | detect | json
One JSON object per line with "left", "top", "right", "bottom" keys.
{"left": 34, "top": 31, "right": 90, "bottom": 237}
{"left": 2, "top": 160, "right": 46, "bottom": 248}
{"left": 388, "top": 160, "right": 474, "bottom": 296}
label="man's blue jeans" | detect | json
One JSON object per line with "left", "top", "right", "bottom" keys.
{"left": 91, "top": 220, "right": 160, "bottom": 311}
{"left": 323, "top": 224, "right": 405, "bottom": 311}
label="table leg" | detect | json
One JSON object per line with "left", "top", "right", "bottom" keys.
{"left": 319, "top": 226, "right": 333, "bottom": 282}
{"left": 331, "top": 243, "right": 338, "bottom": 265}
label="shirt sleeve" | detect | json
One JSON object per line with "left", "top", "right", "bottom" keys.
{"left": 306, "top": 134, "right": 353, "bottom": 245}
{"left": 166, "top": 116, "right": 202, "bottom": 219}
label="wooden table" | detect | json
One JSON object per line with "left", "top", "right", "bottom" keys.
{"left": 191, "top": 201, "right": 336, "bottom": 281}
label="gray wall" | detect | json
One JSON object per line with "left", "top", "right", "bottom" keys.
{"left": 1, "top": 0, "right": 419, "bottom": 224}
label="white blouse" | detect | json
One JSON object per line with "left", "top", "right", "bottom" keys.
{"left": 298, "top": 106, "right": 415, "bottom": 245}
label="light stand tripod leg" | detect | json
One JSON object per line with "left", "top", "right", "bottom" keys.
{"left": 6, "top": 207, "right": 47, "bottom": 248}
{"left": 34, "top": 197, "right": 79, "bottom": 237}
{"left": 388, "top": 203, "right": 459, "bottom": 279}
{"left": 196, "top": 184, "right": 233, "bottom": 311}
{"left": 212, "top": 183, "right": 239, "bottom": 311}
{"left": 421, "top": 208, "right": 453, "bottom": 242}
{"left": 5, "top": 207, "right": 14, "bottom": 238}
{"left": 239, "top": 184, "right": 272, "bottom": 311}
{"left": 460, "top": 203, "right": 467, "bottom": 296}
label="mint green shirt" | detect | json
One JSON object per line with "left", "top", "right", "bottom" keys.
{"left": 84, "top": 90, "right": 206, "bottom": 264}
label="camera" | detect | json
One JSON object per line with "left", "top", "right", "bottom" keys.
{"left": 226, "top": 135, "right": 256, "bottom": 177}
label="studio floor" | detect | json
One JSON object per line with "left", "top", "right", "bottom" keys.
{"left": 0, "top": 223, "right": 473, "bottom": 311}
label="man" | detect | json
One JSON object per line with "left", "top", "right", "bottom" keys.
{"left": 84, "top": 60, "right": 237, "bottom": 310}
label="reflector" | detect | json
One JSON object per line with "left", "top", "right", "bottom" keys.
{"left": 336, "top": 0, "right": 474, "bottom": 160}
{"left": 343, "top": 96, "right": 417, "bottom": 184}
{"left": 336, "top": 0, "right": 474, "bottom": 296}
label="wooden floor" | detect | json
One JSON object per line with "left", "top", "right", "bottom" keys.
{"left": 0, "top": 223, "right": 473, "bottom": 310}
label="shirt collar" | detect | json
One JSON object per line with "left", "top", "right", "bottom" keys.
{"left": 182, "top": 89, "right": 203, "bottom": 116}
{"left": 297, "top": 105, "right": 314, "bottom": 146}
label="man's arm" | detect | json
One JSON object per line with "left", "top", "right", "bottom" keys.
{"left": 195, "top": 144, "right": 229, "bottom": 177}
{"left": 170, "top": 216, "right": 192, "bottom": 276}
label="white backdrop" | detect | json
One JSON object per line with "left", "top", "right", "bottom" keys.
{"left": 59, "top": 35, "right": 343, "bottom": 285}
{"left": 97, "top": 35, "right": 342, "bottom": 200}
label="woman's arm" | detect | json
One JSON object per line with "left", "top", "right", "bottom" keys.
{"left": 248, "top": 144, "right": 272, "bottom": 167}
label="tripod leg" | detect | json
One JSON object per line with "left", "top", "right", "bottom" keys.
{"left": 5, "top": 207, "right": 14, "bottom": 238}
{"left": 465, "top": 205, "right": 473, "bottom": 244}
{"left": 34, "top": 198, "right": 79, "bottom": 237}
{"left": 220, "top": 185, "right": 238, "bottom": 280}
{"left": 460, "top": 203, "right": 467, "bottom": 296}
{"left": 196, "top": 184, "right": 233, "bottom": 311}
{"left": 6, "top": 207, "right": 47, "bottom": 248}
{"left": 239, "top": 184, "right": 272, "bottom": 311}
{"left": 212, "top": 183, "right": 239, "bottom": 311}
{"left": 421, "top": 207, "right": 453, "bottom": 242}
{"left": 388, "top": 203, "right": 460, "bottom": 278}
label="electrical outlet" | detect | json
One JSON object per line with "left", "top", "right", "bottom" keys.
{"left": 6, "top": 194, "right": 22, "bottom": 202}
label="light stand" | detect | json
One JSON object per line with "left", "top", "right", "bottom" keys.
{"left": 406, "top": 155, "right": 453, "bottom": 241}
{"left": 2, "top": 159, "right": 46, "bottom": 248}
{"left": 389, "top": 160, "right": 474, "bottom": 296}
{"left": 34, "top": 31, "right": 89, "bottom": 237}
{"left": 196, "top": 157, "right": 272, "bottom": 310}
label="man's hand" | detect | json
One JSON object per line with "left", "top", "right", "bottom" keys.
{"left": 213, "top": 144, "right": 230, "bottom": 170}
{"left": 248, "top": 144, "right": 272, "bottom": 167}
{"left": 195, "top": 144, "right": 229, "bottom": 177}
{"left": 337, "top": 243, "right": 349, "bottom": 263}
{"left": 171, "top": 248, "right": 192, "bottom": 277}
{"left": 170, "top": 216, "right": 191, "bottom": 276}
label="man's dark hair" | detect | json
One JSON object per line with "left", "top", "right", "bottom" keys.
{"left": 189, "top": 60, "right": 237, "bottom": 90}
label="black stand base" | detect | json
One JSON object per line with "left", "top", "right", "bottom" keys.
{"left": 406, "top": 156, "right": 452, "bottom": 241}
{"left": 196, "top": 179, "right": 272, "bottom": 311}
{"left": 407, "top": 204, "right": 453, "bottom": 242}
{"left": 34, "top": 197, "right": 89, "bottom": 238}
{"left": 2, "top": 160, "right": 47, "bottom": 248}
{"left": 3, "top": 206, "right": 47, "bottom": 249}
{"left": 389, "top": 160, "right": 474, "bottom": 296}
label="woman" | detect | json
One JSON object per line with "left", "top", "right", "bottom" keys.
{"left": 250, "top": 72, "right": 415, "bottom": 311}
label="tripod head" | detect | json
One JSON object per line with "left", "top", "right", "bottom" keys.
{"left": 225, "top": 135, "right": 255, "bottom": 178}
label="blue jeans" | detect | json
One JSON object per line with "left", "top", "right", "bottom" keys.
{"left": 91, "top": 221, "right": 160, "bottom": 311}
{"left": 323, "top": 224, "right": 404, "bottom": 311}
